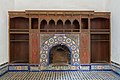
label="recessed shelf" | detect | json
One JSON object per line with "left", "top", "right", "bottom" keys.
{"left": 10, "top": 42, "right": 29, "bottom": 63}
{"left": 91, "top": 33, "right": 110, "bottom": 63}
{"left": 81, "top": 18, "right": 88, "bottom": 29}
{"left": 10, "top": 34, "right": 29, "bottom": 40}
{"left": 90, "top": 18, "right": 110, "bottom": 29}
{"left": 31, "top": 18, "right": 38, "bottom": 29}
{"left": 91, "top": 34, "right": 110, "bottom": 40}
{"left": 10, "top": 17, "right": 29, "bottom": 29}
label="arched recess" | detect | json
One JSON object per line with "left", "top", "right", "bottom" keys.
{"left": 49, "top": 44, "right": 71, "bottom": 64}
{"left": 40, "top": 34, "right": 80, "bottom": 66}
{"left": 10, "top": 17, "right": 29, "bottom": 29}
{"left": 73, "top": 20, "right": 80, "bottom": 29}
{"left": 40, "top": 20, "right": 47, "bottom": 29}
{"left": 57, "top": 19, "right": 63, "bottom": 29}
{"left": 49, "top": 19, "right": 55, "bottom": 29}
{"left": 64, "top": 20, "right": 71, "bottom": 29}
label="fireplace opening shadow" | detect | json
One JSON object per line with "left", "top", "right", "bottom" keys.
{"left": 49, "top": 44, "right": 71, "bottom": 66}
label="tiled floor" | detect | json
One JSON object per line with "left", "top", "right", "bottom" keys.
{"left": 0, "top": 71, "right": 120, "bottom": 80}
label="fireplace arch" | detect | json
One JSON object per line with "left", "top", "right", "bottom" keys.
{"left": 40, "top": 34, "right": 80, "bottom": 66}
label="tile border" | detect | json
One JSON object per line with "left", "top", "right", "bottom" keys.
{"left": 111, "top": 61, "right": 120, "bottom": 76}
{"left": 7, "top": 64, "right": 112, "bottom": 71}
{"left": 0, "top": 62, "right": 120, "bottom": 76}
{"left": 0, "top": 62, "right": 8, "bottom": 77}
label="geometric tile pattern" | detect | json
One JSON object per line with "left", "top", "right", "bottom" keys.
{"left": 112, "top": 62, "right": 120, "bottom": 75}
{"left": 80, "top": 65, "right": 90, "bottom": 70}
{"left": 0, "top": 71, "right": 120, "bottom": 80}
{"left": 40, "top": 34, "right": 80, "bottom": 67}
{"left": 0, "top": 66, "right": 8, "bottom": 76}
{"left": 5, "top": 64, "right": 112, "bottom": 71}
{"left": 39, "top": 65, "right": 80, "bottom": 70}
{"left": 30, "top": 65, "right": 39, "bottom": 71}
{"left": 9, "top": 65, "right": 28, "bottom": 71}
{"left": 91, "top": 64, "right": 112, "bottom": 70}
{"left": 7, "top": 64, "right": 112, "bottom": 71}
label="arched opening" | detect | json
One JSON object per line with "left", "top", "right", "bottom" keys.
{"left": 73, "top": 20, "right": 80, "bottom": 29}
{"left": 57, "top": 20, "right": 63, "bottom": 29}
{"left": 65, "top": 20, "right": 71, "bottom": 29}
{"left": 49, "top": 44, "right": 71, "bottom": 65}
{"left": 40, "top": 20, "right": 47, "bottom": 29}
{"left": 49, "top": 20, "right": 55, "bottom": 29}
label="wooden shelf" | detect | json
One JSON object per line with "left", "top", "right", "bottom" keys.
{"left": 91, "top": 40, "right": 109, "bottom": 42}
{"left": 40, "top": 29, "right": 80, "bottom": 33}
{"left": 10, "top": 60, "right": 29, "bottom": 63}
{"left": 92, "top": 61, "right": 109, "bottom": 63}
{"left": 90, "top": 32, "right": 110, "bottom": 34}
{"left": 10, "top": 32, "right": 29, "bottom": 34}
{"left": 90, "top": 29, "right": 110, "bottom": 32}
{"left": 10, "top": 29, "right": 29, "bottom": 32}
{"left": 10, "top": 40, "right": 29, "bottom": 42}
{"left": 10, "top": 29, "right": 29, "bottom": 30}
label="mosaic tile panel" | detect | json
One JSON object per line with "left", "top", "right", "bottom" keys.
{"left": 40, "top": 34, "right": 80, "bottom": 67}
{"left": 39, "top": 65, "right": 80, "bottom": 70}
{"left": 112, "top": 62, "right": 120, "bottom": 75}
{"left": 80, "top": 65, "right": 90, "bottom": 70}
{"left": 0, "top": 71, "right": 120, "bottom": 80}
{"left": 30, "top": 65, "right": 39, "bottom": 71}
{"left": 0, "top": 66, "right": 8, "bottom": 76}
{"left": 91, "top": 64, "right": 111, "bottom": 70}
{"left": 9, "top": 65, "right": 28, "bottom": 71}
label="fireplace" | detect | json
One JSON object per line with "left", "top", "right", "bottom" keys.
{"left": 40, "top": 34, "right": 80, "bottom": 68}
{"left": 49, "top": 44, "right": 71, "bottom": 65}
{"left": 8, "top": 10, "right": 110, "bottom": 71}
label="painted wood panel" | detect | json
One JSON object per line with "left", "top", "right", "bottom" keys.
{"left": 30, "top": 31, "right": 39, "bottom": 64}
{"left": 80, "top": 30, "right": 90, "bottom": 64}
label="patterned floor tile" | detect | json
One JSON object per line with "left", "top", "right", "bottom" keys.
{"left": 0, "top": 71, "right": 120, "bottom": 80}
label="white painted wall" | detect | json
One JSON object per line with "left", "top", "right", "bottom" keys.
{"left": 0, "top": 0, "right": 14, "bottom": 64}
{"left": 14, "top": 0, "right": 107, "bottom": 11}
{"left": 106, "top": 0, "right": 120, "bottom": 64}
